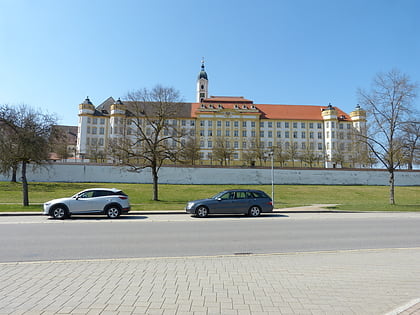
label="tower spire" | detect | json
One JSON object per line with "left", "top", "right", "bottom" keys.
{"left": 196, "top": 58, "right": 208, "bottom": 102}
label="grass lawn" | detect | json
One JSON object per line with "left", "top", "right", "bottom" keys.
{"left": 0, "top": 181, "right": 418, "bottom": 212}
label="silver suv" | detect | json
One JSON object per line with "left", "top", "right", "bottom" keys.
{"left": 43, "top": 188, "right": 131, "bottom": 219}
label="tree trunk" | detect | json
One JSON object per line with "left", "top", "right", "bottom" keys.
{"left": 11, "top": 164, "right": 17, "bottom": 182}
{"left": 389, "top": 169, "right": 395, "bottom": 205}
{"left": 152, "top": 166, "right": 159, "bottom": 201}
{"left": 21, "top": 161, "right": 29, "bottom": 206}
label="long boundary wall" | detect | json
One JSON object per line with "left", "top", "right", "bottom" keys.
{"left": 0, "top": 164, "right": 418, "bottom": 186}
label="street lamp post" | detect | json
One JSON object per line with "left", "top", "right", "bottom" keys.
{"left": 270, "top": 151, "right": 274, "bottom": 208}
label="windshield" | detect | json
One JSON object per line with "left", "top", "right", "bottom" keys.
{"left": 211, "top": 191, "right": 227, "bottom": 199}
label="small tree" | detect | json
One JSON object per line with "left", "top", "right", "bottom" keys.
{"left": 357, "top": 69, "right": 418, "bottom": 204}
{"left": 212, "top": 136, "right": 233, "bottom": 166}
{"left": 108, "top": 85, "right": 186, "bottom": 201}
{"left": 0, "top": 105, "right": 58, "bottom": 206}
{"left": 180, "top": 136, "right": 201, "bottom": 165}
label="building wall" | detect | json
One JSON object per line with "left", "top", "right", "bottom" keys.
{"left": 1, "top": 164, "right": 418, "bottom": 186}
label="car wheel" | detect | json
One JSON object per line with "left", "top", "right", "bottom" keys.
{"left": 51, "top": 205, "right": 68, "bottom": 220}
{"left": 196, "top": 206, "right": 209, "bottom": 218}
{"left": 248, "top": 206, "right": 261, "bottom": 217}
{"left": 105, "top": 205, "right": 121, "bottom": 219}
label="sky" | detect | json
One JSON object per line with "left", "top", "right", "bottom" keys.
{"left": 0, "top": 0, "right": 419, "bottom": 126}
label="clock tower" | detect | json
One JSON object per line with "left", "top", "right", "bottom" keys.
{"left": 196, "top": 59, "right": 208, "bottom": 102}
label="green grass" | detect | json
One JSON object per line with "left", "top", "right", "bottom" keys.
{"left": 0, "top": 182, "right": 418, "bottom": 212}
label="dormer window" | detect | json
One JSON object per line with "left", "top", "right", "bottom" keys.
{"left": 242, "top": 105, "right": 247, "bottom": 109}
{"left": 251, "top": 105, "right": 256, "bottom": 109}
{"left": 218, "top": 104, "right": 223, "bottom": 109}
{"left": 234, "top": 104, "right": 239, "bottom": 109}
{"left": 209, "top": 104, "right": 213, "bottom": 108}
{"left": 201, "top": 104, "right": 206, "bottom": 109}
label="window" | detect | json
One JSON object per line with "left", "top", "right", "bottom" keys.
{"left": 318, "top": 143, "right": 322, "bottom": 150}
{"left": 317, "top": 123, "right": 322, "bottom": 129}
{"left": 277, "top": 122, "right": 281, "bottom": 128}
{"left": 208, "top": 130, "right": 213, "bottom": 136}
{"left": 318, "top": 132, "right": 322, "bottom": 139}
{"left": 301, "top": 132, "right": 306, "bottom": 139}
{"left": 99, "top": 127, "right": 105, "bottom": 135}
{"left": 251, "top": 130, "right": 256, "bottom": 137}
{"left": 234, "top": 130, "right": 239, "bottom": 137}
{"left": 242, "top": 142, "right": 247, "bottom": 149}
{"left": 200, "top": 140, "right": 204, "bottom": 148}
{"left": 332, "top": 122, "right": 335, "bottom": 128}
{"left": 87, "top": 117, "right": 91, "bottom": 124}
{"left": 309, "top": 132, "right": 314, "bottom": 139}
{"left": 217, "top": 121, "right": 222, "bottom": 127}
{"left": 260, "top": 122, "right": 264, "bottom": 127}
{"left": 181, "top": 120, "right": 186, "bottom": 126}
{"left": 208, "top": 141, "right": 212, "bottom": 148}
{"left": 268, "top": 131, "right": 272, "bottom": 138}
{"left": 339, "top": 123, "right": 344, "bottom": 130}
{"left": 242, "top": 121, "right": 247, "bottom": 127}
{"left": 87, "top": 126, "right": 91, "bottom": 134}
{"left": 234, "top": 141, "right": 238, "bottom": 149}
{"left": 190, "top": 120, "right": 195, "bottom": 126}
{"left": 301, "top": 143, "right": 306, "bottom": 149}
{"left": 293, "top": 131, "right": 298, "bottom": 138}
{"left": 277, "top": 131, "right": 281, "bottom": 138}
{"left": 301, "top": 122, "right": 305, "bottom": 128}
{"left": 100, "top": 118, "right": 105, "bottom": 125}
{"left": 285, "top": 131, "right": 290, "bottom": 138}
{"left": 225, "top": 130, "right": 230, "bottom": 137}
{"left": 217, "top": 130, "right": 221, "bottom": 136}
{"left": 293, "top": 122, "right": 298, "bottom": 128}
{"left": 91, "top": 127, "right": 97, "bottom": 135}
{"left": 268, "top": 122, "right": 272, "bottom": 128}
{"left": 208, "top": 120, "right": 212, "bottom": 127}
{"left": 260, "top": 131, "right": 265, "bottom": 137}
{"left": 285, "top": 122, "right": 289, "bottom": 128}
{"left": 242, "top": 130, "right": 247, "bottom": 137}
{"left": 268, "top": 141, "right": 272, "bottom": 147}
{"left": 226, "top": 121, "right": 230, "bottom": 127}
{"left": 200, "top": 121, "right": 205, "bottom": 127}
{"left": 234, "top": 121, "right": 239, "bottom": 127}
{"left": 200, "top": 130, "right": 204, "bottom": 136}
{"left": 251, "top": 121, "right": 256, "bottom": 128}
{"left": 347, "top": 124, "right": 351, "bottom": 129}
{"left": 309, "top": 123, "right": 314, "bottom": 129}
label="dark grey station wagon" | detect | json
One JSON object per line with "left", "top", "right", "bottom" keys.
{"left": 186, "top": 189, "right": 274, "bottom": 218}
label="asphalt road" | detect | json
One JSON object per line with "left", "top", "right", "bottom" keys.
{"left": 1, "top": 212, "right": 420, "bottom": 263}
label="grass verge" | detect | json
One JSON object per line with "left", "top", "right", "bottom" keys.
{"left": 0, "top": 182, "right": 418, "bottom": 212}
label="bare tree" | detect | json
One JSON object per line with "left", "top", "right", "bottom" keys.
{"left": 300, "top": 144, "right": 321, "bottom": 168}
{"left": 179, "top": 136, "right": 201, "bottom": 165}
{"left": 108, "top": 85, "right": 186, "bottom": 201}
{"left": 0, "top": 105, "right": 58, "bottom": 206}
{"left": 286, "top": 142, "right": 299, "bottom": 167}
{"left": 357, "top": 69, "right": 418, "bottom": 204}
{"left": 212, "top": 136, "right": 233, "bottom": 166}
{"left": 400, "top": 119, "right": 420, "bottom": 170}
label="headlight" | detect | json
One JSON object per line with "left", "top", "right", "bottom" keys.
{"left": 187, "top": 202, "right": 194, "bottom": 209}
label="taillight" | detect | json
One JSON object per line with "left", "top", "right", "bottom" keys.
{"left": 118, "top": 196, "right": 128, "bottom": 200}
{"left": 268, "top": 201, "right": 273, "bottom": 205}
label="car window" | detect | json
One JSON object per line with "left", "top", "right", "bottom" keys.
{"left": 250, "top": 191, "right": 269, "bottom": 198}
{"left": 219, "top": 192, "right": 235, "bottom": 200}
{"left": 93, "top": 190, "right": 112, "bottom": 197}
{"left": 235, "top": 191, "right": 247, "bottom": 199}
{"left": 79, "top": 191, "right": 95, "bottom": 198}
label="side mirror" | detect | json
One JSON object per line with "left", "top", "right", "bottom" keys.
{"left": 216, "top": 198, "right": 222, "bottom": 201}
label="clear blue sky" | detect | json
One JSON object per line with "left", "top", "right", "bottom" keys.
{"left": 1, "top": 0, "right": 419, "bottom": 126}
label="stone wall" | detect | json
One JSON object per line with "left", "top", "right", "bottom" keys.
{"left": 0, "top": 164, "right": 418, "bottom": 186}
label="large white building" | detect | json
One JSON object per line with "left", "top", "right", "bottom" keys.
{"left": 77, "top": 61, "right": 367, "bottom": 168}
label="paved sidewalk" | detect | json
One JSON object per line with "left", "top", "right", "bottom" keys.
{"left": 0, "top": 248, "right": 419, "bottom": 315}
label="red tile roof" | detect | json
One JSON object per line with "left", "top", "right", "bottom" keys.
{"left": 192, "top": 102, "right": 350, "bottom": 121}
